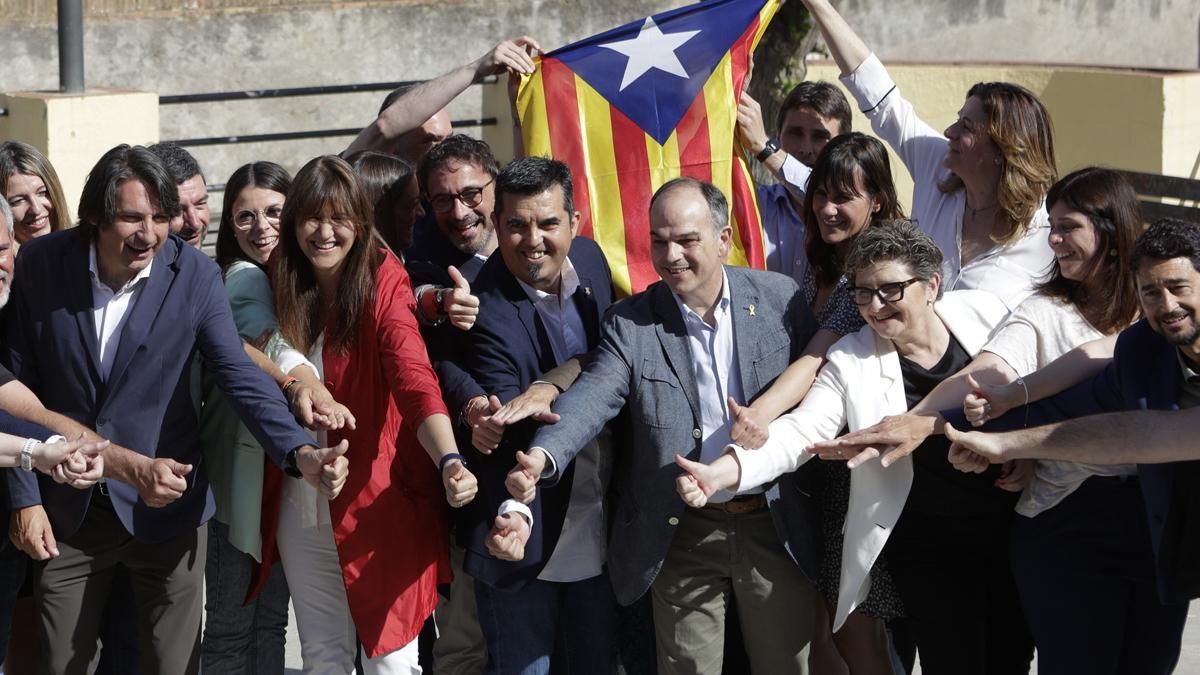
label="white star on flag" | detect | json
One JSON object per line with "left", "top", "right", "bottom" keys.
{"left": 599, "top": 17, "right": 701, "bottom": 92}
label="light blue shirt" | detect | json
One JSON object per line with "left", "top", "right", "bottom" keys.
{"left": 671, "top": 269, "right": 759, "bottom": 502}
{"left": 759, "top": 153, "right": 811, "bottom": 286}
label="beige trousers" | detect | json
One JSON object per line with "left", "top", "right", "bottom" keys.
{"left": 650, "top": 507, "right": 815, "bottom": 674}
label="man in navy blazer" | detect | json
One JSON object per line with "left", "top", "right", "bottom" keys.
{"left": 5, "top": 145, "right": 349, "bottom": 675}
{"left": 457, "top": 157, "right": 617, "bottom": 673}
{"left": 941, "top": 218, "right": 1200, "bottom": 674}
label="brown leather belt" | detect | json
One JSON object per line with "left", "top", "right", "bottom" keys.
{"left": 703, "top": 493, "right": 767, "bottom": 514}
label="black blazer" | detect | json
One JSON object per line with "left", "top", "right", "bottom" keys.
{"left": 459, "top": 236, "right": 613, "bottom": 589}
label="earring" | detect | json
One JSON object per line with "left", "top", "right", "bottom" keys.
{"left": 1109, "top": 248, "right": 1118, "bottom": 257}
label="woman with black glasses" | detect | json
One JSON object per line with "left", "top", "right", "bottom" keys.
{"left": 677, "top": 221, "right": 1025, "bottom": 674}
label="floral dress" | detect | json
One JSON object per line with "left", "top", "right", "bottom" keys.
{"left": 803, "top": 268, "right": 904, "bottom": 619}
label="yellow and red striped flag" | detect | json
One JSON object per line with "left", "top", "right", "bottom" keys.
{"left": 517, "top": 0, "right": 781, "bottom": 295}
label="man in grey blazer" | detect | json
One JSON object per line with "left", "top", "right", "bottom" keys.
{"left": 505, "top": 177, "right": 821, "bottom": 673}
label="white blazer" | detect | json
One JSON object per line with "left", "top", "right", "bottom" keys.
{"left": 731, "top": 289, "right": 1010, "bottom": 631}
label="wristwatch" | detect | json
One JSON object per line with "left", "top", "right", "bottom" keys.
{"left": 755, "top": 138, "right": 781, "bottom": 163}
{"left": 283, "top": 448, "right": 303, "bottom": 478}
{"left": 435, "top": 287, "right": 451, "bottom": 316}
{"left": 20, "top": 438, "right": 37, "bottom": 472}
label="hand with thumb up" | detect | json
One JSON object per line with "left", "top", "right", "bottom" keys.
{"left": 442, "top": 456, "right": 479, "bottom": 507}
{"left": 962, "top": 373, "right": 1022, "bottom": 427}
{"left": 296, "top": 440, "right": 351, "bottom": 500}
{"left": 444, "top": 265, "right": 481, "bottom": 331}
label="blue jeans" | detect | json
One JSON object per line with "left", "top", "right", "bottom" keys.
{"left": 474, "top": 571, "right": 617, "bottom": 675}
{"left": 201, "top": 520, "right": 290, "bottom": 674}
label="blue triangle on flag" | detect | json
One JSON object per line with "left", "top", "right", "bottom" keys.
{"left": 549, "top": 0, "right": 764, "bottom": 145}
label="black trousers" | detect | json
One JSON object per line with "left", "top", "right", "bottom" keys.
{"left": 1010, "top": 476, "right": 1187, "bottom": 675}
{"left": 885, "top": 508, "right": 1033, "bottom": 675}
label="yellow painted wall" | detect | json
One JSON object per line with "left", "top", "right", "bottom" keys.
{"left": 0, "top": 89, "right": 158, "bottom": 221}
{"left": 804, "top": 61, "right": 1199, "bottom": 214}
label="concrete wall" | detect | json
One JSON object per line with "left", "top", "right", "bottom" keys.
{"left": 834, "top": 0, "right": 1200, "bottom": 71}
{"left": 0, "top": 0, "right": 687, "bottom": 200}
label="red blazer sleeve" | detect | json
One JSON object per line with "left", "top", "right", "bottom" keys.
{"left": 375, "top": 254, "right": 449, "bottom": 422}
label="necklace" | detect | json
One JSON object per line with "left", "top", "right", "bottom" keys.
{"left": 965, "top": 200, "right": 1000, "bottom": 220}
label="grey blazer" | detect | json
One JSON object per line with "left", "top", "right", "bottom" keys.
{"left": 532, "top": 265, "right": 821, "bottom": 605}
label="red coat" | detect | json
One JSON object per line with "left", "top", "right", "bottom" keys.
{"left": 257, "top": 253, "right": 451, "bottom": 657}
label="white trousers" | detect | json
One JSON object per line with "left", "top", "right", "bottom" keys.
{"left": 276, "top": 479, "right": 421, "bottom": 674}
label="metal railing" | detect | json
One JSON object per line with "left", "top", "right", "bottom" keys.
{"left": 158, "top": 76, "right": 499, "bottom": 148}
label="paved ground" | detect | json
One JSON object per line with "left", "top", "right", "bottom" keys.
{"left": 280, "top": 601, "right": 1200, "bottom": 673}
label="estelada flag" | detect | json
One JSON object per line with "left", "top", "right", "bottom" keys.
{"left": 517, "top": 0, "right": 781, "bottom": 295}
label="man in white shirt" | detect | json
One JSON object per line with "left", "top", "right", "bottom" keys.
{"left": 5, "top": 144, "right": 349, "bottom": 675}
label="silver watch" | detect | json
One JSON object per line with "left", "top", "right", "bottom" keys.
{"left": 19, "top": 438, "right": 37, "bottom": 472}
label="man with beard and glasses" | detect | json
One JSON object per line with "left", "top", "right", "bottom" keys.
{"left": 148, "top": 143, "right": 210, "bottom": 251}
{"left": 929, "top": 218, "right": 1200, "bottom": 674}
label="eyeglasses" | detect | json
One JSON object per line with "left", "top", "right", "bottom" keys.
{"left": 850, "top": 278, "right": 921, "bottom": 306}
{"left": 427, "top": 178, "right": 495, "bottom": 214}
{"left": 233, "top": 205, "right": 283, "bottom": 230}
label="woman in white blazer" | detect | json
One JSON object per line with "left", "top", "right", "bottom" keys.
{"left": 677, "top": 220, "right": 1030, "bottom": 674}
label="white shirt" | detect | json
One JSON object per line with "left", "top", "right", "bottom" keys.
{"left": 982, "top": 293, "right": 1136, "bottom": 516}
{"left": 88, "top": 245, "right": 154, "bottom": 381}
{"left": 671, "top": 269, "right": 759, "bottom": 502}
{"left": 841, "top": 54, "right": 1054, "bottom": 311}
{"left": 508, "top": 258, "right": 610, "bottom": 583}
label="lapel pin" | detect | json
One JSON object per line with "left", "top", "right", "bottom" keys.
{"left": 748, "top": 304, "right": 756, "bottom": 316}
{"left": 584, "top": 286, "right": 592, "bottom": 296}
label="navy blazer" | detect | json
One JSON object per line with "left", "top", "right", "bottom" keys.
{"left": 5, "top": 231, "right": 316, "bottom": 543}
{"left": 406, "top": 257, "right": 486, "bottom": 420}
{"left": 459, "top": 236, "right": 613, "bottom": 589}
{"left": 944, "top": 318, "right": 1200, "bottom": 603}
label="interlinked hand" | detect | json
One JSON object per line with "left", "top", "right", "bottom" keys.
{"left": 42, "top": 435, "right": 108, "bottom": 488}
{"left": 133, "top": 457, "right": 193, "bottom": 507}
{"left": 808, "top": 414, "right": 937, "bottom": 469}
{"left": 486, "top": 511, "right": 531, "bottom": 561}
{"left": 492, "top": 382, "right": 560, "bottom": 426}
{"left": 291, "top": 384, "right": 357, "bottom": 432}
{"left": 962, "top": 373, "right": 1021, "bottom": 427}
{"left": 995, "top": 459, "right": 1034, "bottom": 492}
{"left": 945, "top": 423, "right": 1008, "bottom": 474}
{"left": 728, "top": 397, "right": 769, "bottom": 449}
{"left": 474, "top": 37, "right": 542, "bottom": 82}
{"left": 469, "top": 395, "right": 504, "bottom": 453}
{"left": 505, "top": 449, "right": 547, "bottom": 504}
{"left": 295, "top": 440, "right": 351, "bottom": 500}
{"left": 10, "top": 505, "right": 57, "bottom": 560}
{"left": 444, "top": 266, "right": 480, "bottom": 331}
{"left": 443, "top": 458, "right": 478, "bottom": 507}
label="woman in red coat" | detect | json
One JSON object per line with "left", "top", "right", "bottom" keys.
{"left": 269, "top": 155, "right": 478, "bottom": 673}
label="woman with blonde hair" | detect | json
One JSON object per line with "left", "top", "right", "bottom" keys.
{"left": 0, "top": 141, "right": 73, "bottom": 243}
{"left": 801, "top": 0, "right": 1057, "bottom": 310}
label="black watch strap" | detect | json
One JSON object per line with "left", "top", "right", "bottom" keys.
{"left": 284, "top": 449, "right": 303, "bottom": 478}
{"left": 755, "top": 138, "right": 781, "bottom": 162}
